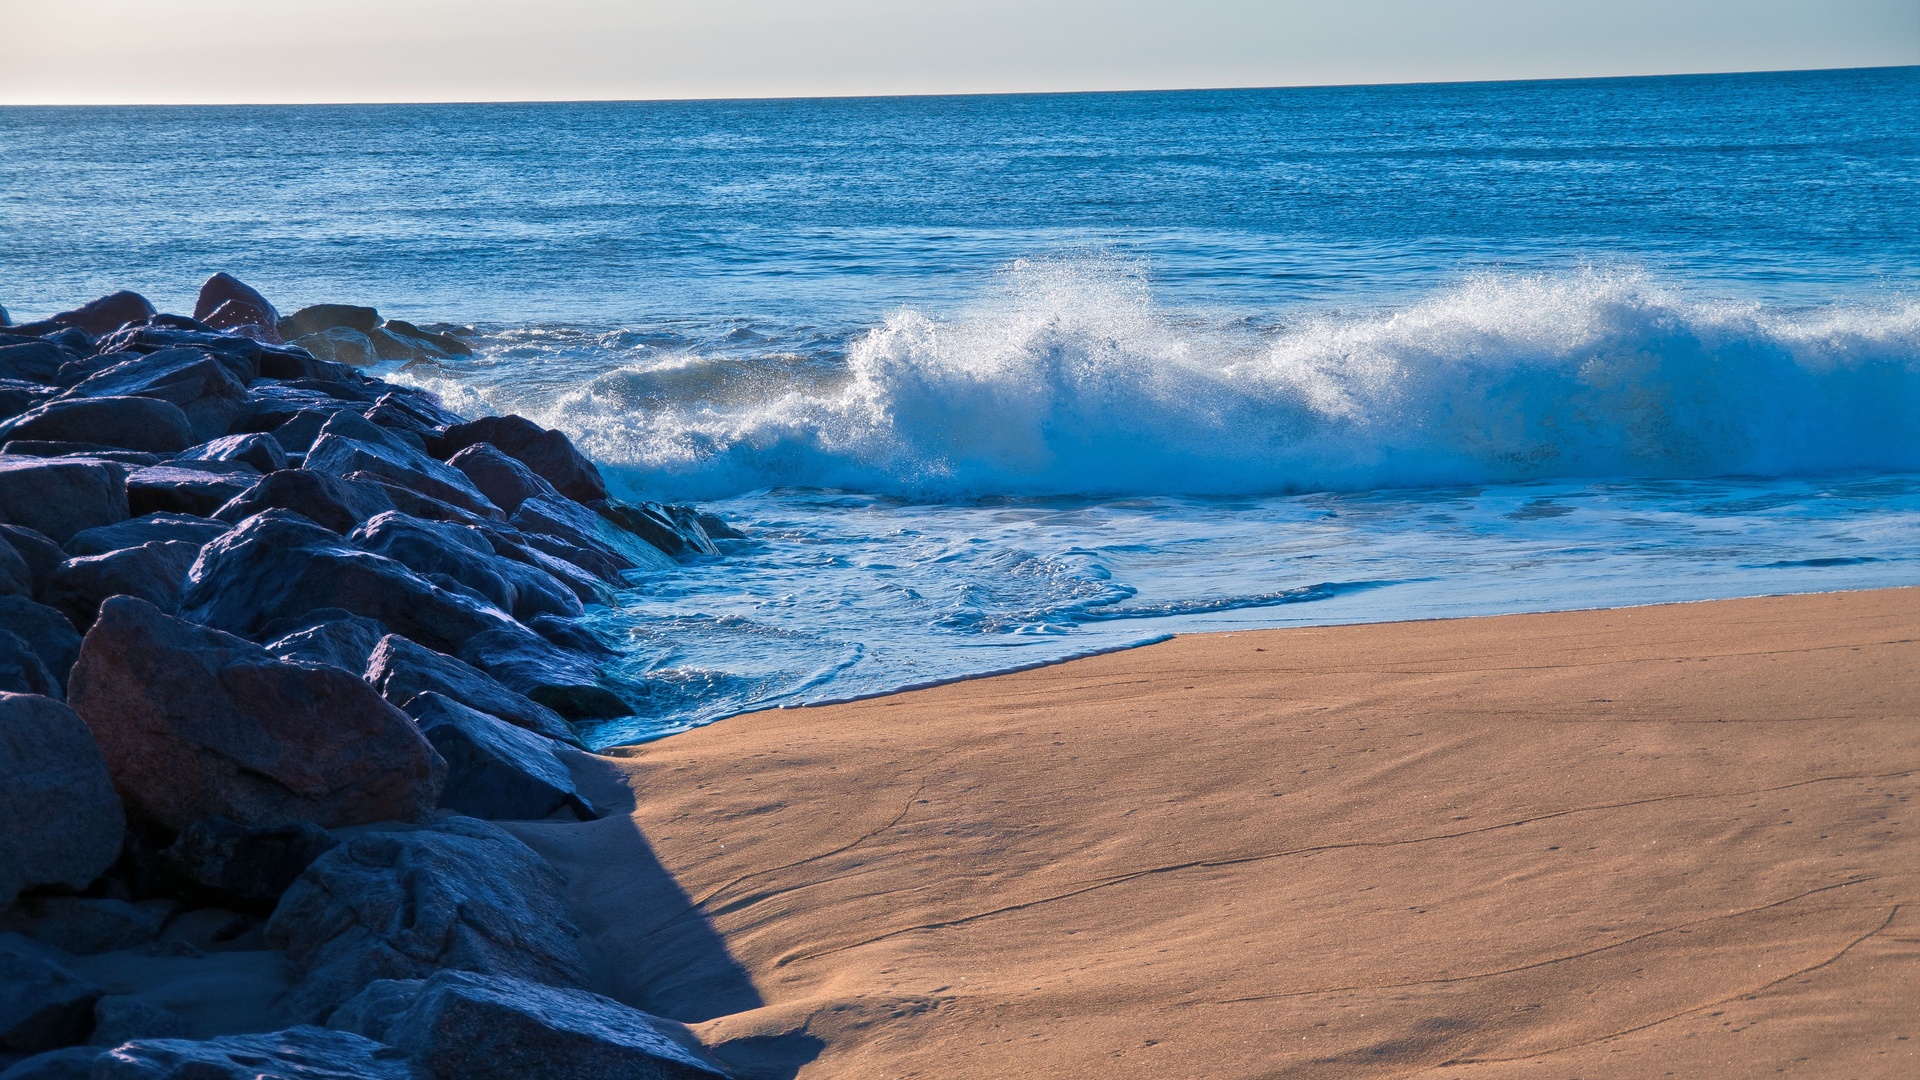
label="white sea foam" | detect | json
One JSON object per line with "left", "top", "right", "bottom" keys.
{"left": 403, "top": 260, "right": 1920, "bottom": 502}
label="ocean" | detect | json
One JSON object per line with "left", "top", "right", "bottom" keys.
{"left": 4, "top": 66, "right": 1918, "bottom": 745}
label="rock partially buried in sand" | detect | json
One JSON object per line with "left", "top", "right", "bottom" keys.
{"left": 0, "top": 693, "right": 124, "bottom": 909}
{"left": 67, "top": 595, "right": 445, "bottom": 832}
{"left": 0, "top": 897, "right": 171, "bottom": 957}
{"left": 80, "top": 1026, "right": 423, "bottom": 1079}
{"left": 0, "top": 457, "right": 129, "bottom": 544}
{"left": 266, "top": 817, "right": 590, "bottom": 1023}
{"left": 330, "top": 971, "right": 728, "bottom": 1080}
{"left": 0, "top": 936, "right": 103, "bottom": 1053}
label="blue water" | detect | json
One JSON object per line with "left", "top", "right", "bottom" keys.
{"left": 4, "top": 67, "right": 1918, "bottom": 744}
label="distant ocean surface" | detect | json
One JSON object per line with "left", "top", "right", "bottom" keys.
{"left": 5, "top": 67, "right": 1919, "bottom": 744}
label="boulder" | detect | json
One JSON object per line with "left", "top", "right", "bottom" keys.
{"left": 446, "top": 443, "right": 557, "bottom": 514}
{"left": 152, "top": 816, "right": 340, "bottom": 916}
{"left": 47, "top": 541, "right": 201, "bottom": 631}
{"left": 430, "top": 416, "right": 606, "bottom": 503}
{"left": 179, "top": 510, "right": 513, "bottom": 652}
{"left": 280, "top": 304, "right": 381, "bottom": 341}
{"left": 86, "top": 328, "right": 261, "bottom": 386}
{"left": 125, "top": 465, "right": 257, "bottom": 518}
{"left": 192, "top": 274, "right": 280, "bottom": 342}
{"left": 0, "top": 526, "right": 64, "bottom": 599}
{"left": 0, "top": 342, "right": 72, "bottom": 385}
{"left": 44, "top": 292, "right": 155, "bottom": 338}
{"left": 342, "top": 473, "right": 500, "bottom": 531}
{"left": 0, "top": 937, "right": 101, "bottom": 1053}
{"left": 86, "top": 997, "right": 190, "bottom": 1046}
{"left": 290, "top": 328, "right": 377, "bottom": 368}
{"left": 306, "top": 413, "right": 499, "bottom": 518}
{"left": 177, "top": 433, "right": 286, "bottom": 474}
{"left": 0, "top": 694, "right": 124, "bottom": 909}
{"left": 0, "top": 458, "right": 128, "bottom": 544}
{"left": 62, "top": 348, "right": 249, "bottom": 443}
{"left": 0, "top": 538, "right": 29, "bottom": 598}
{"left": 485, "top": 536, "right": 611, "bottom": 608}
{"left": 457, "top": 626, "right": 627, "bottom": 722}
{"left": 0, "top": 629, "right": 61, "bottom": 697}
{"left": 0, "top": 380, "right": 56, "bottom": 424}
{"left": 363, "top": 635, "right": 578, "bottom": 746}
{"left": 0, "top": 1045, "right": 99, "bottom": 1078}
{"left": 513, "top": 496, "right": 674, "bottom": 577}
{"left": 0, "top": 898, "right": 170, "bottom": 956}
{"left": 363, "top": 393, "right": 461, "bottom": 446}
{"left": 266, "top": 817, "right": 589, "bottom": 1023}
{"left": 406, "top": 694, "right": 594, "bottom": 822}
{"left": 210, "top": 470, "right": 394, "bottom": 534}
{"left": 88, "top": 1027, "right": 422, "bottom": 1079}
{"left": 598, "top": 499, "right": 721, "bottom": 558}
{"left": 1, "top": 445, "right": 160, "bottom": 467}
{"left": 262, "top": 408, "right": 337, "bottom": 454}
{"left": 264, "top": 612, "right": 388, "bottom": 674}
{"left": 349, "top": 512, "right": 516, "bottom": 614}
{"left": 63, "top": 514, "right": 227, "bottom": 558}
{"left": 380, "top": 321, "right": 474, "bottom": 358}
{"left": 525, "top": 614, "right": 614, "bottom": 657}
{"left": 67, "top": 596, "right": 445, "bottom": 832}
{"left": 0, "top": 598, "right": 82, "bottom": 692}
{"left": 490, "top": 556, "right": 582, "bottom": 622}
{"left": 330, "top": 971, "right": 726, "bottom": 1080}
{"left": 0, "top": 395, "right": 194, "bottom": 453}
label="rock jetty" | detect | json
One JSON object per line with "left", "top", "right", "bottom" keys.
{"left": 0, "top": 280, "right": 734, "bottom": 1078}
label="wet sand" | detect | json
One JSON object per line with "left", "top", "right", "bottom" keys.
{"left": 510, "top": 588, "right": 1920, "bottom": 1078}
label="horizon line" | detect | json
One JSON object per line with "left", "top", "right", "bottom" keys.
{"left": 2, "top": 62, "right": 1911, "bottom": 109}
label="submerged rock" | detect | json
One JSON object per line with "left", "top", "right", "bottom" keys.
{"left": 67, "top": 596, "right": 445, "bottom": 832}
{"left": 330, "top": 971, "right": 727, "bottom": 1080}
{"left": 364, "top": 634, "right": 579, "bottom": 746}
{"left": 0, "top": 457, "right": 128, "bottom": 544}
{"left": 0, "top": 694, "right": 124, "bottom": 909}
{"left": 267, "top": 817, "right": 589, "bottom": 1023}
{"left": 406, "top": 694, "right": 595, "bottom": 822}
{"left": 0, "top": 397, "right": 194, "bottom": 454}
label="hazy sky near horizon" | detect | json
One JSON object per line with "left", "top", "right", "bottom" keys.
{"left": 3, "top": 0, "right": 1916, "bottom": 105}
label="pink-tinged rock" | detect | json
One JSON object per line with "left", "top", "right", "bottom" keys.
{"left": 192, "top": 273, "right": 282, "bottom": 344}
{"left": 67, "top": 595, "right": 445, "bottom": 833}
{"left": 45, "top": 291, "right": 156, "bottom": 337}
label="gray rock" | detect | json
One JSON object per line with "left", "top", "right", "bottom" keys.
{"left": 89, "top": 1027, "right": 422, "bottom": 1079}
{"left": 456, "top": 627, "right": 628, "bottom": 722}
{"left": 0, "top": 458, "right": 128, "bottom": 544}
{"left": 429, "top": 416, "right": 607, "bottom": 504}
{"left": 486, "top": 534, "right": 612, "bottom": 607}
{"left": 0, "top": 380, "right": 57, "bottom": 426}
{"left": 0, "top": 694, "right": 123, "bottom": 909}
{"left": 305, "top": 414, "right": 499, "bottom": 520}
{"left": 512, "top": 496, "right": 675, "bottom": 576}
{"left": 330, "top": 971, "right": 727, "bottom": 1080}
{"left": 598, "top": 500, "right": 721, "bottom": 558}
{"left": 0, "top": 527, "right": 63, "bottom": 601}
{"left": 266, "top": 817, "right": 589, "bottom": 1023}
{"left": 445, "top": 443, "right": 558, "bottom": 515}
{"left": 179, "top": 510, "right": 514, "bottom": 653}
{"left": 0, "top": 1046, "right": 99, "bottom": 1079}
{"left": 178, "top": 433, "right": 286, "bottom": 474}
{"left": 0, "top": 342, "right": 71, "bottom": 385}
{"left": 264, "top": 612, "right": 388, "bottom": 674}
{"left": 0, "top": 539, "right": 32, "bottom": 598}
{"left": 153, "top": 817, "right": 340, "bottom": 916}
{"left": 364, "top": 635, "right": 579, "bottom": 746}
{"left": 0, "top": 597, "right": 82, "bottom": 693}
{"left": 406, "top": 694, "right": 594, "bottom": 821}
{"left": 210, "top": 470, "right": 394, "bottom": 535}
{"left": 489, "top": 556, "right": 582, "bottom": 622}
{"left": 87, "top": 997, "right": 189, "bottom": 1046}
{"left": 281, "top": 305, "right": 382, "bottom": 341}
{"left": 0, "top": 398, "right": 194, "bottom": 455}
{"left": 47, "top": 541, "right": 201, "bottom": 631}
{"left": 124, "top": 466, "right": 257, "bottom": 519}
{"left": 0, "top": 935, "right": 102, "bottom": 1053}
{"left": 0, "top": 898, "right": 170, "bottom": 956}
{"left": 0, "top": 629, "right": 61, "bottom": 697}
{"left": 380, "top": 322, "right": 474, "bottom": 359}
{"left": 67, "top": 595, "right": 445, "bottom": 833}
{"left": 63, "top": 514, "right": 227, "bottom": 559}
{"left": 40, "top": 291, "right": 155, "bottom": 338}
{"left": 61, "top": 347, "right": 248, "bottom": 443}
{"left": 291, "top": 328, "right": 377, "bottom": 368}
{"left": 348, "top": 513, "right": 516, "bottom": 614}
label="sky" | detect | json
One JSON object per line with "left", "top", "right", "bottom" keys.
{"left": 2, "top": 0, "right": 1915, "bottom": 105}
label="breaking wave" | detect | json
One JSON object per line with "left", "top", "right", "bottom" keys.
{"left": 408, "top": 260, "right": 1920, "bottom": 501}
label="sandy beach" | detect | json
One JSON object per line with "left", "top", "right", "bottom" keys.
{"left": 505, "top": 587, "right": 1920, "bottom": 1079}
